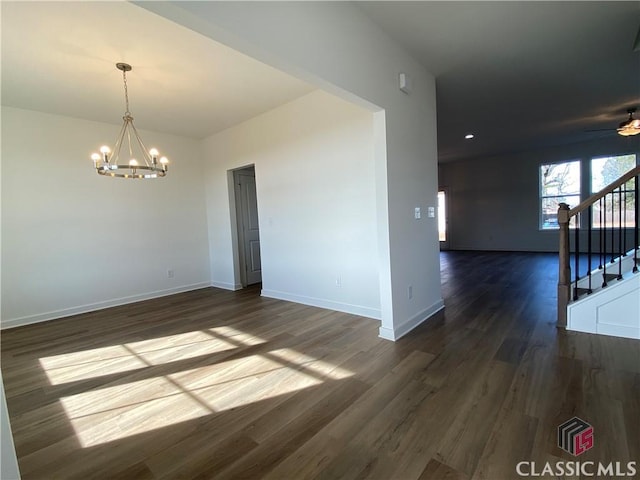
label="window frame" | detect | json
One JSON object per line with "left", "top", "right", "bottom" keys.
{"left": 539, "top": 159, "right": 582, "bottom": 230}
{"left": 589, "top": 153, "right": 637, "bottom": 230}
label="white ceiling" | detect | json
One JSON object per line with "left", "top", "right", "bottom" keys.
{"left": 2, "top": 1, "right": 639, "bottom": 161}
{"left": 0, "top": 1, "right": 314, "bottom": 139}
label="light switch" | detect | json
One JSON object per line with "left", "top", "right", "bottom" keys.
{"left": 414, "top": 207, "right": 421, "bottom": 219}
{"left": 428, "top": 206, "right": 435, "bottom": 218}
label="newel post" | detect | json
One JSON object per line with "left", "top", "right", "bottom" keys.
{"left": 557, "top": 203, "right": 571, "bottom": 328}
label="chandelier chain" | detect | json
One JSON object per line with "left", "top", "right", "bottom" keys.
{"left": 122, "top": 69, "right": 130, "bottom": 116}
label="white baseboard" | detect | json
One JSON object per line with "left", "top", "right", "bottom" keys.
{"left": 378, "top": 299, "right": 445, "bottom": 341}
{"left": 1, "top": 282, "right": 211, "bottom": 330}
{"left": 210, "top": 281, "right": 243, "bottom": 291}
{"left": 260, "top": 289, "right": 381, "bottom": 320}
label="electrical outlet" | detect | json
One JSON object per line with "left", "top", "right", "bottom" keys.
{"left": 167, "top": 269, "right": 174, "bottom": 279}
{"left": 408, "top": 285, "right": 413, "bottom": 299}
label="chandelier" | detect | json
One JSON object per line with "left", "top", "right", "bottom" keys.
{"left": 91, "top": 63, "right": 169, "bottom": 178}
{"left": 617, "top": 108, "right": 640, "bottom": 137}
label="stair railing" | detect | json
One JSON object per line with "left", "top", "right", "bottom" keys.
{"left": 557, "top": 165, "right": 640, "bottom": 327}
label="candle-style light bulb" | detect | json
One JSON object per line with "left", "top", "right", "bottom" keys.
{"left": 160, "top": 157, "right": 169, "bottom": 165}
{"left": 149, "top": 148, "right": 159, "bottom": 166}
{"left": 100, "top": 145, "right": 111, "bottom": 164}
{"left": 91, "top": 153, "right": 100, "bottom": 165}
{"left": 129, "top": 159, "right": 138, "bottom": 167}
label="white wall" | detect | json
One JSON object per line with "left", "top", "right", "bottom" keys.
{"left": 138, "top": 1, "right": 443, "bottom": 340}
{"left": 439, "top": 136, "right": 640, "bottom": 252}
{"left": 1, "top": 107, "right": 210, "bottom": 327}
{"left": 204, "top": 91, "right": 381, "bottom": 318}
{"left": 1, "top": 377, "right": 20, "bottom": 480}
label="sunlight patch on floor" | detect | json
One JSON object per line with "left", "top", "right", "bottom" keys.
{"left": 208, "top": 326, "right": 266, "bottom": 346}
{"left": 268, "top": 348, "right": 354, "bottom": 380}
{"left": 60, "top": 376, "right": 213, "bottom": 448}
{"left": 40, "top": 344, "right": 148, "bottom": 385}
{"left": 50, "top": 328, "right": 353, "bottom": 447}
{"left": 40, "top": 329, "right": 265, "bottom": 385}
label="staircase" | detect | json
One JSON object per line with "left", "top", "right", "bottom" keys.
{"left": 557, "top": 165, "right": 640, "bottom": 339}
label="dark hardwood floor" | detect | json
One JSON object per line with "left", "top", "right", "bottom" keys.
{"left": 2, "top": 251, "right": 638, "bottom": 479}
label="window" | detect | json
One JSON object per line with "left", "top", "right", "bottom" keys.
{"left": 540, "top": 160, "right": 581, "bottom": 229}
{"left": 437, "top": 190, "right": 447, "bottom": 242}
{"left": 591, "top": 154, "right": 636, "bottom": 228}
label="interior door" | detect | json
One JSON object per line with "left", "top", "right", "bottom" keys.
{"left": 236, "top": 169, "right": 262, "bottom": 285}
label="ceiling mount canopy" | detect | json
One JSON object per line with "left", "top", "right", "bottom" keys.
{"left": 91, "top": 63, "right": 169, "bottom": 178}
{"left": 617, "top": 108, "right": 640, "bottom": 137}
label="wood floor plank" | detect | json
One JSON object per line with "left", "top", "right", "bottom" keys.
{"left": 149, "top": 432, "right": 259, "bottom": 480}
{"left": 419, "top": 458, "right": 469, "bottom": 480}
{"left": 435, "top": 360, "right": 517, "bottom": 476}
{"left": 471, "top": 411, "right": 539, "bottom": 480}
{"left": 2, "top": 252, "right": 638, "bottom": 479}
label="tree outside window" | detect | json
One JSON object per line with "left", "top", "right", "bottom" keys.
{"left": 591, "top": 154, "right": 636, "bottom": 228}
{"left": 540, "top": 160, "right": 581, "bottom": 229}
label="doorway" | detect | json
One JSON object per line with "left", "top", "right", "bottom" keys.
{"left": 438, "top": 188, "right": 449, "bottom": 250}
{"left": 233, "top": 166, "right": 262, "bottom": 287}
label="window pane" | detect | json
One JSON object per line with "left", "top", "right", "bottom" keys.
{"left": 540, "top": 161, "right": 581, "bottom": 197}
{"left": 592, "top": 192, "right": 636, "bottom": 228}
{"left": 591, "top": 155, "right": 636, "bottom": 228}
{"left": 541, "top": 195, "right": 580, "bottom": 229}
{"left": 591, "top": 154, "right": 636, "bottom": 192}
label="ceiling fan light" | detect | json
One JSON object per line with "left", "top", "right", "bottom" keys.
{"left": 617, "top": 125, "right": 640, "bottom": 136}
{"left": 616, "top": 109, "right": 640, "bottom": 136}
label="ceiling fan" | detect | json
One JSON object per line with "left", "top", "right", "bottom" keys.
{"left": 586, "top": 108, "right": 640, "bottom": 137}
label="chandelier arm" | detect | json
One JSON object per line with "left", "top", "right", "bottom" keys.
{"left": 129, "top": 121, "right": 154, "bottom": 166}
{"left": 126, "top": 124, "right": 135, "bottom": 161}
{"left": 110, "top": 119, "right": 129, "bottom": 165}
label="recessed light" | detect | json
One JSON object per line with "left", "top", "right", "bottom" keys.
{"left": 465, "top": 134, "right": 475, "bottom": 140}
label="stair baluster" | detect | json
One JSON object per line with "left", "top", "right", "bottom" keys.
{"left": 587, "top": 206, "right": 592, "bottom": 294}
{"left": 599, "top": 196, "right": 604, "bottom": 269}
{"left": 609, "top": 191, "right": 616, "bottom": 263}
{"left": 610, "top": 190, "right": 615, "bottom": 263}
{"left": 618, "top": 186, "right": 623, "bottom": 280}
{"left": 603, "top": 193, "right": 609, "bottom": 287}
{"left": 623, "top": 187, "right": 628, "bottom": 257}
{"left": 635, "top": 176, "right": 639, "bottom": 274}
{"left": 573, "top": 214, "right": 580, "bottom": 301}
